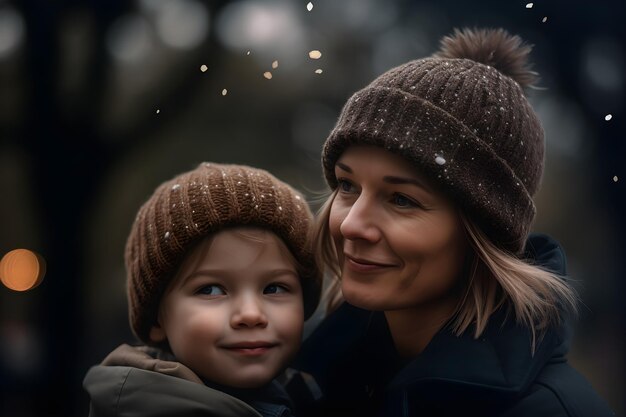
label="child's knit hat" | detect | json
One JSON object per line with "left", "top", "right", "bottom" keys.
{"left": 322, "top": 28, "right": 544, "bottom": 254}
{"left": 125, "top": 163, "right": 321, "bottom": 345}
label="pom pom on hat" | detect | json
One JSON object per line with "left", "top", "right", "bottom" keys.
{"left": 434, "top": 27, "right": 538, "bottom": 91}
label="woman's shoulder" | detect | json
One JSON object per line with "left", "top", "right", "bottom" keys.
{"left": 524, "top": 233, "right": 568, "bottom": 276}
{"left": 512, "top": 360, "right": 615, "bottom": 417}
{"left": 294, "top": 303, "right": 380, "bottom": 376}
{"left": 290, "top": 304, "right": 398, "bottom": 416}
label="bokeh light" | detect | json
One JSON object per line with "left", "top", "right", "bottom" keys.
{"left": 535, "top": 95, "right": 588, "bottom": 159}
{"left": 582, "top": 36, "right": 624, "bottom": 93}
{"left": 313, "top": 0, "right": 398, "bottom": 36}
{"left": 216, "top": 0, "right": 305, "bottom": 66}
{"left": 0, "top": 6, "right": 25, "bottom": 60}
{"left": 0, "top": 249, "right": 46, "bottom": 292}
{"left": 308, "top": 50, "right": 322, "bottom": 59}
{"left": 152, "top": 0, "right": 209, "bottom": 50}
{"left": 105, "top": 14, "right": 153, "bottom": 64}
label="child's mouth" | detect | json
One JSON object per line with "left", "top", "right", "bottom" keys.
{"left": 222, "top": 341, "right": 278, "bottom": 356}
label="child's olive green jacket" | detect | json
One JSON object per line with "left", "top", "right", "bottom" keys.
{"left": 83, "top": 344, "right": 265, "bottom": 417}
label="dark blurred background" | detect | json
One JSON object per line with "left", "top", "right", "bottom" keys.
{"left": 0, "top": 0, "right": 624, "bottom": 415}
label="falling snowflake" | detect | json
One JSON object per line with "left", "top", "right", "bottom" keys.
{"left": 526, "top": 3, "right": 534, "bottom": 8}
{"left": 435, "top": 155, "right": 446, "bottom": 165}
{"left": 542, "top": 16, "right": 548, "bottom": 23}
{"left": 164, "top": 232, "right": 170, "bottom": 239}
{"left": 605, "top": 114, "right": 613, "bottom": 121}
{"left": 156, "top": 109, "right": 160, "bottom": 114}
{"left": 307, "top": 2, "right": 313, "bottom": 11}
{"left": 200, "top": 64, "right": 208, "bottom": 72}
{"left": 272, "top": 60, "right": 279, "bottom": 69}
{"left": 222, "top": 89, "right": 228, "bottom": 96}
{"left": 263, "top": 72, "right": 273, "bottom": 80}
{"left": 309, "top": 50, "right": 322, "bottom": 59}
{"left": 246, "top": 50, "right": 251, "bottom": 55}
{"left": 614, "top": 176, "right": 619, "bottom": 182}
{"left": 315, "top": 69, "right": 323, "bottom": 74}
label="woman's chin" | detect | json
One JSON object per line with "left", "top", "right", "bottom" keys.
{"left": 342, "top": 281, "right": 390, "bottom": 311}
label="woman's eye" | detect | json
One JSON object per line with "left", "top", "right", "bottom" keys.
{"left": 197, "top": 285, "right": 226, "bottom": 296}
{"left": 392, "top": 193, "right": 420, "bottom": 208}
{"left": 264, "top": 284, "right": 288, "bottom": 295}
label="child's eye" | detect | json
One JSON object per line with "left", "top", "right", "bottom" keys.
{"left": 197, "top": 285, "right": 226, "bottom": 296}
{"left": 392, "top": 193, "right": 421, "bottom": 208}
{"left": 337, "top": 179, "right": 357, "bottom": 194}
{"left": 264, "top": 284, "right": 288, "bottom": 295}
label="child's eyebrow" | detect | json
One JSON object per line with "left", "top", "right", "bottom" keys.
{"left": 182, "top": 268, "right": 299, "bottom": 284}
{"left": 335, "top": 161, "right": 352, "bottom": 173}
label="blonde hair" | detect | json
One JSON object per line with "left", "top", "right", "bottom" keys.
{"left": 314, "top": 191, "right": 578, "bottom": 352}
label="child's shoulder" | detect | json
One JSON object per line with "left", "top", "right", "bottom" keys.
{"left": 83, "top": 344, "right": 262, "bottom": 417}
{"left": 99, "top": 343, "right": 203, "bottom": 384}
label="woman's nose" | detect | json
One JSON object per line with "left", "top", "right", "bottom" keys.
{"left": 230, "top": 295, "right": 268, "bottom": 329}
{"left": 339, "top": 195, "right": 381, "bottom": 243}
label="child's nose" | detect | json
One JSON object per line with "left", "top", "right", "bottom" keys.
{"left": 230, "top": 295, "right": 268, "bottom": 329}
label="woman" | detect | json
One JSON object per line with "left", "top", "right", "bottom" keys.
{"left": 288, "top": 28, "right": 613, "bottom": 417}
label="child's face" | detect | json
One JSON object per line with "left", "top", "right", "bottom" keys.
{"left": 150, "top": 227, "right": 304, "bottom": 388}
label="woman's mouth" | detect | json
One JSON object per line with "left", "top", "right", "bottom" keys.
{"left": 344, "top": 254, "right": 396, "bottom": 272}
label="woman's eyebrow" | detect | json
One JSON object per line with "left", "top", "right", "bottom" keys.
{"left": 335, "top": 162, "right": 352, "bottom": 173}
{"left": 383, "top": 175, "right": 432, "bottom": 192}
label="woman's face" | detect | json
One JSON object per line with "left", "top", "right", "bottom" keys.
{"left": 329, "top": 145, "right": 467, "bottom": 311}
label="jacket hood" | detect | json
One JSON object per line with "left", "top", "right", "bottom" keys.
{"left": 83, "top": 344, "right": 263, "bottom": 417}
{"left": 84, "top": 365, "right": 262, "bottom": 417}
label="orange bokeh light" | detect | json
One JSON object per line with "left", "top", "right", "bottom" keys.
{"left": 0, "top": 249, "right": 46, "bottom": 291}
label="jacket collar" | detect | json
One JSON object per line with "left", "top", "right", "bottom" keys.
{"left": 386, "top": 309, "right": 565, "bottom": 394}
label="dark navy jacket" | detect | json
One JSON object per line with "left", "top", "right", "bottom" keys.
{"left": 288, "top": 234, "right": 614, "bottom": 417}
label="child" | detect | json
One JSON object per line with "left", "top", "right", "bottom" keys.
{"left": 83, "top": 162, "right": 321, "bottom": 417}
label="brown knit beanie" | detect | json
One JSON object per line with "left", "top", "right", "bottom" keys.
{"left": 322, "top": 28, "right": 544, "bottom": 254}
{"left": 125, "top": 162, "right": 321, "bottom": 345}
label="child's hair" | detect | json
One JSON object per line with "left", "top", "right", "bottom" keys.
{"left": 165, "top": 227, "right": 308, "bottom": 300}
{"left": 125, "top": 163, "right": 321, "bottom": 345}
{"left": 314, "top": 190, "right": 577, "bottom": 351}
